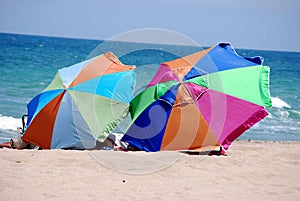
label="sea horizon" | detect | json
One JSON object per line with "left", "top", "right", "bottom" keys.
{"left": 1, "top": 32, "right": 299, "bottom": 54}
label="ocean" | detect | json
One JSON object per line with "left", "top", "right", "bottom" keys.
{"left": 0, "top": 33, "right": 299, "bottom": 143}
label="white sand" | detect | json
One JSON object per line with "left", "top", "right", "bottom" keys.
{"left": 0, "top": 141, "right": 299, "bottom": 201}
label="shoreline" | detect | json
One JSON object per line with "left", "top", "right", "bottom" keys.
{"left": 1, "top": 140, "right": 299, "bottom": 200}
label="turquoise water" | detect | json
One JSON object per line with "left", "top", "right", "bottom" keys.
{"left": 0, "top": 33, "right": 299, "bottom": 142}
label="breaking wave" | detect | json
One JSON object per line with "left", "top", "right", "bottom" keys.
{"left": 0, "top": 114, "right": 21, "bottom": 131}
{"left": 271, "top": 97, "right": 291, "bottom": 109}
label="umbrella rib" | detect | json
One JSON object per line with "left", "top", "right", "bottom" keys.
{"left": 194, "top": 89, "right": 208, "bottom": 101}
{"left": 53, "top": 90, "right": 66, "bottom": 112}
{"left": 157, "top": 98, "right": 176, "bottom": 107}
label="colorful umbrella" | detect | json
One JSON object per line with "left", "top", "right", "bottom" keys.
{"left": 121, "top": 43, "right": 272, "bottom": 152}
{"left": 22, "top": 52, "right": 136, "bottom": 149}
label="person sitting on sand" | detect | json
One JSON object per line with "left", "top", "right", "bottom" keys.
{"left": 0, "top": 127, "right": 38, "bottom": 149}
{"left": 100, "top": 132, "right": 140, "bottom": 151}
{"left": 0, "top": 141, "right": 12, "bottom": 149}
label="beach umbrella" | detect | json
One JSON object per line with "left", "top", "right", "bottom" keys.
{"left": 22, "top": 52, "right": 136, "bottom": 149}
{"left": 121, "top": 43, "right": 272, "bottom": 152}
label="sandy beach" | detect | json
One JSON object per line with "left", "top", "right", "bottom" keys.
{"left": 0, "top": 140, "right": 299, "bottom": 201}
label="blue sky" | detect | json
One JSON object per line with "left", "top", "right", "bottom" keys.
{"left": 1, "top": 0, "right": 299, "bottom": 52}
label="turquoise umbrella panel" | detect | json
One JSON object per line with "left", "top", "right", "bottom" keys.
{"left": 69, "top": 71, "right": 136, "bottom": 104}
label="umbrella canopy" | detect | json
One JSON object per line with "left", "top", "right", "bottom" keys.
{"left": 22, "top": 52, "right": 136, "bottom": 149}
{"left": 122, "top": 43, "right": 272, "bottom": 152}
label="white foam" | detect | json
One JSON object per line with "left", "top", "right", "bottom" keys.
{"left": 0, "top": 114, "right": 22, "bottom": 131}
{"left": 271, "top": 97, "right": 291, "bottom": 109}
